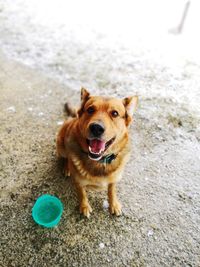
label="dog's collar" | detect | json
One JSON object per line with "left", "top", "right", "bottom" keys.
{"left": 99, "top": 153, "right": 117, "bottom": 164}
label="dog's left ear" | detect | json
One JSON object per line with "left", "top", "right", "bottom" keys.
{"left": 78, "top": 87, "right": 91, "bottom": 117}
{"left": 123, "top": 96, "right": 138, "bottom": 126}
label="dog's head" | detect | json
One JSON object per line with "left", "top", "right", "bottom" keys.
{"left": 77, "top": 88, "right": 138, "bottom": 161}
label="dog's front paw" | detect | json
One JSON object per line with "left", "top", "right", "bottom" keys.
{"left": 80, "top": 202, "right": 93, "bottom": 218}
{"left": 109, "top": 200, "right": 122, "bottom": 216}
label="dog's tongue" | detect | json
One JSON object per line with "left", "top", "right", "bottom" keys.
{"left": 89, "top": 139, "right": 105, "bottom": 153}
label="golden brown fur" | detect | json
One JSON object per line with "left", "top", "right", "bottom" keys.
{"left": 56, "top": 88, "right": 138, "bottom": 217}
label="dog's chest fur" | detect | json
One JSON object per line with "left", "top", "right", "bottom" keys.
{"left": 68, "top": 141, "right": 130, "bottom": 190}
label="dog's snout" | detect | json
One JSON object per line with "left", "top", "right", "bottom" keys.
{"left": 89, "top": 122, "right": 105, "bottom": 137}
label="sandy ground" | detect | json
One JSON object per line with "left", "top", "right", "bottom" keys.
{"left": 0, "top": 0, "right": 200, "bottom": 266}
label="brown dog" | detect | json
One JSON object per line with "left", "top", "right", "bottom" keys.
{"left": 56, "top": 88, "right": 138, "bottom": 217}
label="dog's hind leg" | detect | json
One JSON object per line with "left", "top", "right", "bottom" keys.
{"left": 63, "top": 159, "right": 70, "bottom": 177}
{"left": 56, "top": 122, "right": 69, "bottom": 158}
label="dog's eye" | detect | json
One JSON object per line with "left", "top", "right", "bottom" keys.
{"left": 87, "top": 106, "right": 95, "bottom": 114}
{"left": 111, "top": 110, "right": 119, "bottom": 118}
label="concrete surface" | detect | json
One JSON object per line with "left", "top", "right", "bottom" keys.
{"left": 1, "top": 1, "right": 200, "bottom": 266}
{"left": 0, "top": 50, "right": 200, "bottom": 267}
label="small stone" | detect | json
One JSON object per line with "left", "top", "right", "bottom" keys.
{"left": 7, "top": 106, "right": 16, "bottom": 112}
{"left": 99, "top": 243, "right": 105, "bottom": 249}
{"left": 103, "top": 200, "right": 109, "bottom": 209}
{"left": 57, "top": 121, "right": 64, "bottom": 126}
{"left": 147, "top": 229, "right": 154, "bottom": 237}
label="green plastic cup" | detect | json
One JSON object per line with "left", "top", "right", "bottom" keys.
{"left": 32, "top": 194, "right": 63, "bottom": 228}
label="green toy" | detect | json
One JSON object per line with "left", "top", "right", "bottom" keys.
{"left": 32, "top": 194, "right": 63, "bottom": 228}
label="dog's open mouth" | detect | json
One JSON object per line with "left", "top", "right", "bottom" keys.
{"left": 86, "top": 137, "right": 115, "bottom": 161}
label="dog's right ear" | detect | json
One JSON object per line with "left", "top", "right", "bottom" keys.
{"left": 78, "top": 87, "right": 90, "bottom": 117}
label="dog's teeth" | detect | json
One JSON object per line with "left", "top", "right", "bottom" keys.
{"left": 89, "top": 146, "right": 103, "bottom": 155}
{"left": 89, "top": 146, "right": 102, "bottom": 155}
{"left": 89, "top": 146, "right": 99, "bottom": 154}
{"left": 88, "top": 154, "right": 103, "bottom": 161}
{"left": 93, "top": 151, "right": 101, "bottom": 155}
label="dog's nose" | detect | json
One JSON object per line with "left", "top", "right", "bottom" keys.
{"left": 89, "top": 122, "right": 105, "bottom": 137}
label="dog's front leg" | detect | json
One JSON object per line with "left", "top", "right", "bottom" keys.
{"left": 75, "top": 183, "right": 92, "bottom": 218}
{"left": 108, "top": 183, "right": 122, "bottom": 216}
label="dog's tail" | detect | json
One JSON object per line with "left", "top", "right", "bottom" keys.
{"left": 64, "top": 102, "right": 77, "bottom": 118}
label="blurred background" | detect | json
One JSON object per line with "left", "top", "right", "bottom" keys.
{"left": 0, "top": 0, "right": 200, "bottom": 112}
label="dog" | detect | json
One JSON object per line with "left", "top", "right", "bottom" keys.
{"left": 56, "top": 88, "right": 138, "bottom": 217}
